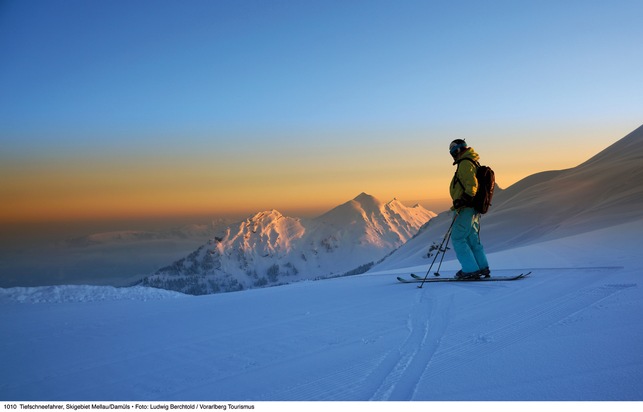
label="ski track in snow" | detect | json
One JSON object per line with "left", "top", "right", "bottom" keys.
{"left": 365, "top": 269, "right": 639, "bottom": 401}
{"left": 1, "top": 267, "right": 641, "bottom": 401}
{"left": 411, "top": 269, "right": 639, "bottom": 400}
{"left": 367, "top": 289, "right": 453, "bottom": 400}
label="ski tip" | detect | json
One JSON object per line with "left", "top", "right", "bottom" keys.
{"left": 513, "top": 271, "right": 532, "bottom": 280}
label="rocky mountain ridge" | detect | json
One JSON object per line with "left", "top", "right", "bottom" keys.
{"left": 139, "top": 193, "right": 436, "bottom": 294}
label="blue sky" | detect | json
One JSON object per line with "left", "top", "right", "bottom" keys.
{"left": 1, "top": 0, "right": 642, "bottom": 223}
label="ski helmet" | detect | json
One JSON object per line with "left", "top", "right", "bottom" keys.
{"left": 449, "top": 139, "right": 467, "bottom": 157}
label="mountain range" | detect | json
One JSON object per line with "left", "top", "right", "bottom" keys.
{"left": 138, "top": 193, "right": 436, "bottom": 294}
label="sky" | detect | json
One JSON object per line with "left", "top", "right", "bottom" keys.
{"left": 1, "top": 0, "right": 642, "bottom": 231}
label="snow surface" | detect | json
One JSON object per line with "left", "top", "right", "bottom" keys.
{"left": 1, "top": 126, "right": 642, "bottom": 401}
{"left": 1, "top": 219, "right": 642, "bottom": 401}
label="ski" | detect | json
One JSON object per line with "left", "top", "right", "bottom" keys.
{"left": 397, "top": 272, "right": 531, "bottom": 283}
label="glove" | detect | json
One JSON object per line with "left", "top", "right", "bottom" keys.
{"left": 453, "top": 193, "right": 473, "bottom": 209}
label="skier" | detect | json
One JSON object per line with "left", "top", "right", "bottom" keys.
{"left": 449, "top": 139, "right": 490, "bottom": 279}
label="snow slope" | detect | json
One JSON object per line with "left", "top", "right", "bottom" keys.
{"left": 1, "top": 221, "right": 641, "bottom": 401}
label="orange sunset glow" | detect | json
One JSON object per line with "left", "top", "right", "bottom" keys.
{"left": 1, "top": 1, "right": 641, "bottom": 229}
{"left": 0, "top": 124, "right": 627, "bottom": 226}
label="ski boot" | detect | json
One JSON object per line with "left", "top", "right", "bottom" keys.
{"left": 454, "top": 270, "right": 480, "bottom": 280}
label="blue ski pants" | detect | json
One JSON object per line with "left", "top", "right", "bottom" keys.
{"left": 451, "top": 208, "right": 489, "bottom": 274}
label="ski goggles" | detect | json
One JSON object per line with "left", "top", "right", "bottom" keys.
{"left": 449, "top": 142, "right": 467, "bottom": 156}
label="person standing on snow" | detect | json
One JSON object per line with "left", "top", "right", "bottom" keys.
{"left": 449, "top": 139, "right": 490, "bottom": 279}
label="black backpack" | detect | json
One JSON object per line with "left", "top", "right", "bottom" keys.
{"left": 454, "top": 158, "right": 495, "bottom": 214}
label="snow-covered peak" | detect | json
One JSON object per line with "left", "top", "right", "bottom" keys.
{"left": 319, "top": 193, "right": 433, "bottom": 228}
{"left": 385, "top": 197, "right": 401, "bottom": 206}
{"left": 319, "top": 196, "right": 374, "bottom": 226}
{"left": 353, "top": 192, "right": 382, "bottom": 207}
{"left": 247, "top": 209, "right": 284, "bottom": 223}
{"left": 220, "top": 209, "right": 305, "bottom": 257}
{"left": 141, "top": 193, "right": 436, "bottom": 295}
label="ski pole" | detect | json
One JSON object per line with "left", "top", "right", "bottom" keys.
{"left": 418, "top": 213, "right": 457, "bottom": 289}
{"left": 433, "top": 225, "right": 453, "bottom": 277}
